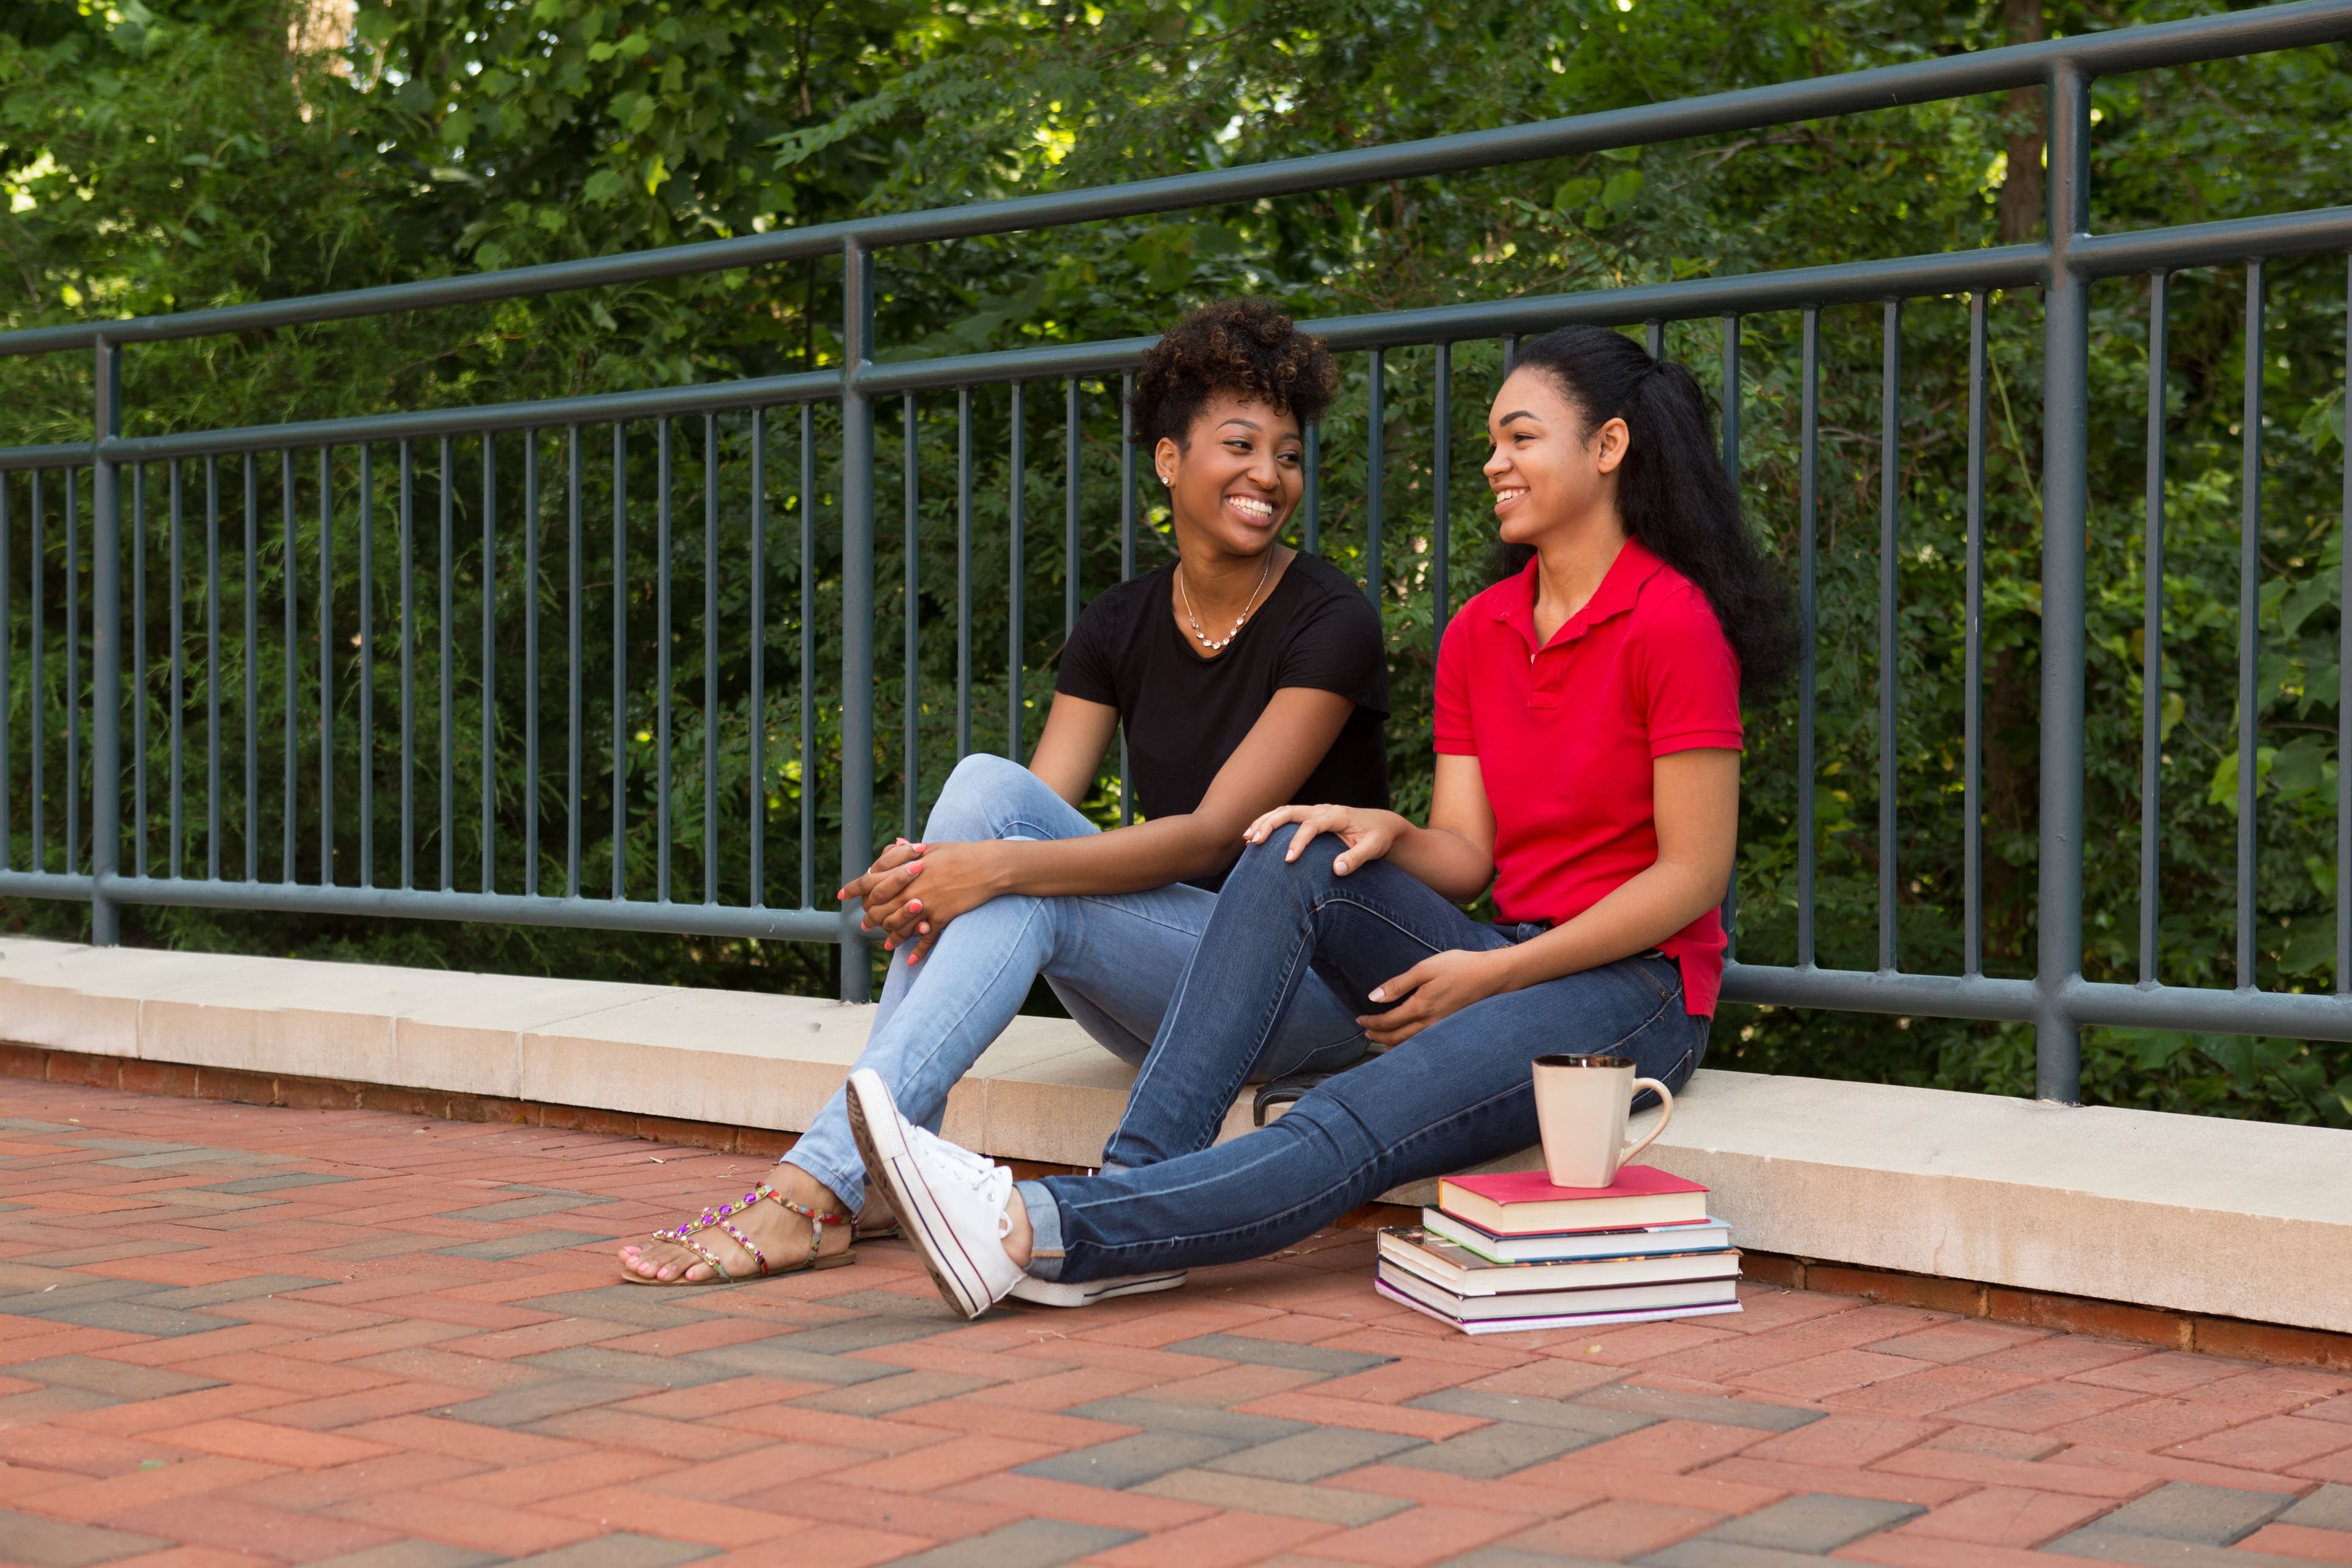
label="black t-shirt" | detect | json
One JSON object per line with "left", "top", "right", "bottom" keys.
{"left": 1055, "top": 552, "right": 1389, "bottom": 888}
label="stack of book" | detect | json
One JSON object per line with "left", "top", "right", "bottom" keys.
{"left": 1377, "top": 1166, "right": 1742, "bottom": 1335}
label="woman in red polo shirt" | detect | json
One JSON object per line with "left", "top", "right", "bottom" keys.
{"left": 840, "top": 323, "right": 1796, "bottom": 1317}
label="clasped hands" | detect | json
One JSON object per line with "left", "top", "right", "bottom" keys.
{"left": 835, "top": 837, "right": 1005, "bottom": 963}
{"left": 1243, "top": 803, "right": 1514, "bottom": 1047}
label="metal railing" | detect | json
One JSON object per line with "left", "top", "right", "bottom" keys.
{"left": 3, "top": 1, "right": 2351, "bottom": 1101}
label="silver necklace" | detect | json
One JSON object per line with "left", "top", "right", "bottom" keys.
{"left": 1177, "top": 552, "right": 1275, "bottom": 652}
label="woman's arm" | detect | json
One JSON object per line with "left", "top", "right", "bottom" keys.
{"left": 1352, "top": 747, "right": 1740, "bottom": 1045}
{"left": 1250, "top": 753, "right": 1496, "bottom": 901}
{"left": 1485, "top": 746, "right": 1739, "bottom": 990}
{"left": 871, "top": 685, "right": 1360, "bottom": 956}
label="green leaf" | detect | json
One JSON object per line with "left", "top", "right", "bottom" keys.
{"left": 1553, "top": 176, "right": 1599, "bottom": 212}
{"left": 2280, "top": 576, "right": 2336, "bottom": 639}
{"left": 2280, "top": 925, "right": 2335, "bottom": 976}
{"left": 581, "top": 167, "right": 626, "bottom": 205}
{"left": 2271, "top": 734, "right": 2329, "bottom": 799}
{"left": 2300, "top": 388, "right": 2344, "bottom": 454}
{"left": 1600, "top": 168, "right": 1644, "bottom": 209}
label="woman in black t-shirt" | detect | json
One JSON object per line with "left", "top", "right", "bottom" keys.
{"left": 619, "top": 300, "right": 1389, "bottom": 1292}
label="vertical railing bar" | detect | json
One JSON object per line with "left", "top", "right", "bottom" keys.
{"left": 1878, "top": 298, "right": 1899, "bottom": 974}
{"left": 1796, "top": 306, "right": 1820, "bottom": 969}
{"left": 2339, "top": 251, "right": 2352, "bottom": 998}
{"left": 3, "top": 473, "right": 14, "bottom": 872}
{"left": 524, "top": 432, "right": 540, "bottom": 897}
{"left": 2237, "top": 261, "right": 2264, "bottom": 992}
{"left": 129, "top": 467, "right": 140, "bottom": 880}
{"left": 67, "top": 466, "right": 81, "bottom": 876}
{"left": 841, "top": 236, "right": 879, "bottom": 1002}
{"left": 92, "top": 344, "right": 122, "bottom": 941}
{"left": 2037, "top": 62, "right": 2092, "bottom": 1102}
{"left": 1646, "top": 320, "right": 1664, "bottom": 360}
{"left": 358, "top": 445, "right": 374, "bottom": 888}
{"left": 21, "top": 472, "right": 34, "bottom": 870}
{"left": 243, "top": 453, "right": 257, "bottom": 885}
{"left": 1965, "top": 293, "right": 1989, "bottom": 979}
{"left": 318, "top": 448, "right": 334, "bottom": 885}
{"left": 657, "top": 419, "right": 671, "bottom": 903}
{"left": 904, "top": 392, "right": 921, "bottom": 840}
{"left": 570, "top": 424, "right": 585, "bottom": 902}
{"left": 2140, "top": 273, "right": 2168, "bottom": 987}
{"left": 1502, "top": 334, "right": 1518, "bottom": 374}
{"left": 65, "top": 470, "right": 79, "bottom": 884}
{"left": 30, "top": 466, "right": 45, "bottom": 872}
{"left": 164, "top": 462, "right": 177, "bottom": 879}
{"left": 610, "top": 423, "right": 626, "bottom": 900}
{"left": 799, "top": 404, "right": 814, "bottom": 912}
{"left": 1064, "top": 377, "right": 1081, "bottom": 643}
{"left": 750, "top": 410, "right": 766, "bottom": 907}
{"left": 481, "top": 434, "right": 497, "bottom": 895}
{"left": 439, "top": 436, "right": 453, "bottom": 892}
{"left": 1303, "top": 419, "right": 1321, "bottom": 556}
{"left": 956, "top": 388, "right": 972, "bottom": 763}
{"left": 28, "top": 467, "right": 42, "bottom": 870}
{"left": 206, "top": 457, "right": 221, "bottom": 881}
{"left": 1433, "top": 342, "right": 1452, "bottom": 653}
{"left": 281, "top": 453, "right": 294, "bottom": 883}
{"left": 398, "top": 440, "right": 413, "bottom": 890}
{"left": 1009, "top": 380, "right": 1026, "bottom": 761}
{"left": 32, "top": 466, "right": 47, "bottom": 872}
{"left": 1366, "top": 349, "right": 1384, "bottom": 609}
{"left": 701, "top": 413, "right": 717, "bottom": 907}
{"left": 1718, "top": 315, "right": 1741, "bottom": 960}
{"left": 1119, "top": 375, "right": 1135, "bottom": 826}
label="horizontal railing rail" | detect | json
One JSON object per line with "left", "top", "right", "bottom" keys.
{"left": 2, "top": 1, "right": 2351, "bottom": 1103}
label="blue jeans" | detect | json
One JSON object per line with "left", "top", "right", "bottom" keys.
{"left": 1019, "top": 823, "right": 1711, "bottom": 1283}
{"left": 783, "top": 755, "right": 1371, "bottom": 1214}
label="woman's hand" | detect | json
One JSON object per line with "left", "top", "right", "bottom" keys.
{"left": 864, "top": 840, "right": 1011, "bottom": 963}
{"left": 1358, "top": 948, "right": 1515, "bottom": 1047}
{"left": 1242, "top": 804, "right": 1412, "bottom": 875}
{"left": 837, "top": 839, "right": 926, "bottom": 930}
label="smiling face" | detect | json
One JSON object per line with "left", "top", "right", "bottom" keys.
{"left": 1155, "top": 393, "right": 1304, "bottom": 560}
{"left": 1484, "top": 366, "right": 1629, "bottom": 549}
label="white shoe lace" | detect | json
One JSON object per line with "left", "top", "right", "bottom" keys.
{"left": 906, "top": 1122, "right": 1014, "bottom": 1238}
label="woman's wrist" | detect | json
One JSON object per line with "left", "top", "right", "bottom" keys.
{"left": 975, "top": 839, "right": 1023, "bottom": 899}
{"left": 1482, "top": 942, "right": 1535, "bottom": 997}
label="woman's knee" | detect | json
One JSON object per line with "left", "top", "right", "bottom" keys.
{"left": 1224, "top": 824, "right": 1344, "bottom": 901}
{"left": 922, "top": 752, "right": 1041, "bottom": 841}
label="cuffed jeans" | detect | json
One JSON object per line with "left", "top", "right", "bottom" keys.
{"left": 1019, "top": 823, "right": 1711, "bottom": 1283}
{"left": 783, "top": 755, "right": 1371, "bottom": 1215}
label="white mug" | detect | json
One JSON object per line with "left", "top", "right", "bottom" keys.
{"left": 1532, "top": 1052, "right": 1675, "bottom": 1189}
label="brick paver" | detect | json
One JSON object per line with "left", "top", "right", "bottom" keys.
{"left": 3, "top": 1080, "right": 2351, "bottom": 1567}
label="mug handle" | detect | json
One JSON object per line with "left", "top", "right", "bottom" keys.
{"left": 1620, "top": 1078, "right": 1675, "bottom": 1164}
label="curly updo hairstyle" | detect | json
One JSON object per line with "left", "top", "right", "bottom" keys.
{"left": 1128, "top": 299, "right": 1338, "bottom": 453}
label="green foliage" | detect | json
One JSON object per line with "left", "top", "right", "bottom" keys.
{"left": 4, "top": 0, "right": 2352, "bottom": 1126}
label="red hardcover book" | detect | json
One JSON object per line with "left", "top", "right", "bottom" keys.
{"left": 1437, "top": 1165, "right": 1709, "bottom": 1235}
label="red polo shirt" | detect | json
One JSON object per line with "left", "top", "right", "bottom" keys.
{"left": 1434, "top": 541, "right": 1744, "bottom": 1017}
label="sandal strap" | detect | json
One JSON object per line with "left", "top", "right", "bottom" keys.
{"left": 714, "top": 1217, "right": 769, "bottom": 1277}
{"left": 756, "top": 1182, "right": 848, "bottom": 1268}
{"left": 655, "top": 1227, "right": 736, "bottom": 1283}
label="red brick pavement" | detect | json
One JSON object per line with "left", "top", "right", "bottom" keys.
{"left": 3, "top": 1079, "right": 2351, "bottom": 1567}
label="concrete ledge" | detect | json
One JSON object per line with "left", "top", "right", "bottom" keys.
{"left": 2, "top": 938, "right": 2347, "bottom": 1335}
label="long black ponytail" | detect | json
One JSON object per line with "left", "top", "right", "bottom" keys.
{"left": 1494, "top": 325, "right": 1796, "bottom": 698}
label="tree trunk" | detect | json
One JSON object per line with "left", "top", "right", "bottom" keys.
{"left": 1996, "top": 0, "right": 2046, "bottom": 244}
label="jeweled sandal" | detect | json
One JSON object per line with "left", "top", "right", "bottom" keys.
{"left": 622, "top": 1180, "right": 854, "bottom": 1286}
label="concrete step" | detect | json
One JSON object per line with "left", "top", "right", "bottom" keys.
{"left": 2, "top": 937, "right": 2345, "bottom": 1333}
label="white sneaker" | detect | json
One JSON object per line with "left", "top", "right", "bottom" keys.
{"left": 1008, "top": 1270, "right": 1188, "bottom": 1307}
{"left": 845, "top": 1068, "right": 1024, "bottom": 1319}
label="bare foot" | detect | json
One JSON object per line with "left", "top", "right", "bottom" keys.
{"left": 617, "top": 1163, "right": 857, "bottom": 1283}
